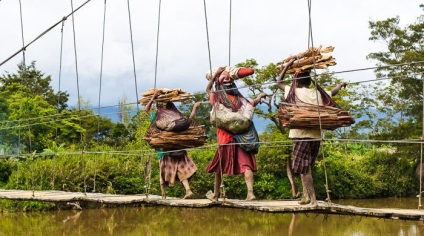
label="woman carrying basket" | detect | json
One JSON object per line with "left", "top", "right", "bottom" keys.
{"left": 277, "top": 59, "right": 347, "bottom": 206}
{"left": 205, "top": 66, "right": 267, "bottom": 202}
{"left": 145, "top": 91, "right": 202, "bottom": 200}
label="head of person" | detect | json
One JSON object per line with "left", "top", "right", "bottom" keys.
{"left": 157, "top": 101, "right": 175, "bottom": 109}
{"left": 217, "top": 70, "right": 233, "bottom": 86}
{"left": 295, "top": 71, "right": 312, "bottom": 88}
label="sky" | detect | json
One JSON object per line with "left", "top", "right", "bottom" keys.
{"left": 0, "top": 0, "right": 423, "bottom": 110}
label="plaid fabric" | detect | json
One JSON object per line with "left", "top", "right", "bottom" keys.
{"left": 159, "top": 151, "right": 197, "bottom": 187}
{"left": 292, "top": 138, "right": 321, "bottom": 174}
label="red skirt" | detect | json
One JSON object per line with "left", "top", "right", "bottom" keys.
{"left": 206, "top": 142, "right": 257, "bottom": 175}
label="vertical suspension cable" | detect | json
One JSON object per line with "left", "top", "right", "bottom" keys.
{"left": 203, "top": 0, "right": 228, "bottom": 200}
{"left": 228, "top": 0, "right": 232, "bottom": 66}
{"left": 127, "top": 0, "right": 139, "bottom": 109}
{"left": 94, "top": 0, "right": 108, "bottom": 193}
{"left": 56, "top": 20, "right": 66, "bottom": 140}
{"left": 153, "top": 0, "right": 162, "bottom": 89}
{"left": 70, "top": 0, "right": 86, "bottom": 195}
{"left": 18, "top": 0, "right": 32, "bottom": 153}
{"left": 306, "top": 0, "right": 331, "bottom": 203}
{"left": 202, "top": 0, "right": 213, "bottom": 76}
{"left": 97, "top": 0, "right": 107, "bottom": 134}
{"left": 18, "top": 0, "right": 26, "bottom": 67}
{"left": 419, "top": 73, "right": 424, "bottom": 209}
{"left": 70, "top": 0, "right": 81, "bottom": 112}
{"left": 126, "top": 0, "right": 147, "bottom": 195}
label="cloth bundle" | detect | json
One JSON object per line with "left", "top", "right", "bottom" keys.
{"left": 210, "top": 98, "right": 254, "bottom": 134}
{"left": 205, "top": 66, "right": 241, "bottom": 81}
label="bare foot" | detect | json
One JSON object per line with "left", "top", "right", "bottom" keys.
{"left": 206, "top": 190, "right": 218, "bottom": 202}
{"left": 161, "top": 195, "right": 166, "bottom": 200}
{"left": 298, "top": 197, "right": 310, "bottom": 205}
{"left": 183, "top": 191, "right": 194, "bottom": 199}
{"left": 245, "top": 193, "right": 256, "bottom": 201}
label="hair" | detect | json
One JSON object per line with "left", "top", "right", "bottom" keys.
{"left": 295, "top": 71, "right": 312, "bottom": 87}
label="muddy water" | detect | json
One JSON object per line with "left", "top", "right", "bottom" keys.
{"left": 1, "top": 198, "right": 423, "bottom": 236}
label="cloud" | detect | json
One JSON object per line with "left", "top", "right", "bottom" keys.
{"left": 0, "top": 0, "right": 422, "bottom": 107}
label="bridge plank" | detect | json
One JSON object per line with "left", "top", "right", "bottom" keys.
{"left": 0, "top": 190, "right": 423, "bottom": 220}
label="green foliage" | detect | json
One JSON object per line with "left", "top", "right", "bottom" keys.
{"left": 0, "top": 160, "right": 12, "bottom": 187}
{"left": 313, "top": 143, "right": 418, "bottom": 199}
{"left": 363, "top": 6, "right": 424, "bottom": 139}
{"left": 0, "top": 199, "right": 56, "bottom": 212}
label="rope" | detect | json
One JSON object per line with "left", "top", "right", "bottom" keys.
{"left": 17, "top": 0, "right": 32, "bottom": 153}
{"left": 228, "top": 0, "right": 232, "bottom": 66}
{"left": 18, "top": 0, "right": 26, "bottom": 67}
{"left": 202, "top": 0, "right": 226, "bottom": 201}
{"left": 306, "top": 0, "right": 331, "bottom": 203}
{"left": 93, "top": 0, "right": 108, "bottom": 193}
{"left": 127, "top": 0, "right": 139, "bottom": 110}
{"left": 0, "top": 0, "right": 92, "bottom": 68}
{"left": 70, "top": 0, "right": 87, "bottom": 196}
{"left": 133, "top": 0, "right": 154, "bottom": 196}
{"left": 56, "top": 20, "right": 65, "bottom": 139}
{"left": 419, "top": 73, "right": 424, "bottom": 209}
{"left": 97, "top": 0, "right": 107, "bottom": 134}
{"left": 153, "top": 0, "right": 162, "bottom": 89}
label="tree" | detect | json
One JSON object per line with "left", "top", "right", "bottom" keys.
{"left": 366, "top": 5, "right": 424, "bottom": 140}
{"left": 0, "top": 61, "right": 69, "bottom": 111}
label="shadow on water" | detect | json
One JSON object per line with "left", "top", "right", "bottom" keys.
{"left": 1, "top": 198, "right": 424, "bottom": 236}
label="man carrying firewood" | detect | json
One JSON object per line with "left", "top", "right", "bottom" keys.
{"left": 276, "top": 59, "right": 346, "bottom": 206}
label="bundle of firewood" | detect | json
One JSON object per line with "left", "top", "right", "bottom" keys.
{"left": 278, "top": 102, "right": 355, "bottom": 130}
{"left": 138, "top": 88, "right": 191, "bottom": 106}
{"left": 277, "top": 45, "right": 336, "bottom": 74}
{"left": 144, "top": 120, "right": 207, "bottom": 151}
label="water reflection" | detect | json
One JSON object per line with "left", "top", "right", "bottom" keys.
{"left": 0, "top": 199, "right": 424, "bottom": 236}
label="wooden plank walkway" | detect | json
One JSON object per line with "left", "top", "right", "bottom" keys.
{"left": 0, "top": 189, "right": 423, "bottom": 221}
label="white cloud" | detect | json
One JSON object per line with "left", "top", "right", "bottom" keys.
{"left": 0, "top": 0, "right": 422, "bottom": 107}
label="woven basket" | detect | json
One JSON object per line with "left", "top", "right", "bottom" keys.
{"left": 144, "top": 120, "right": 207, "bottom": 150}
{"left": 278, "top": 102, "right": 355, "bottom": 130}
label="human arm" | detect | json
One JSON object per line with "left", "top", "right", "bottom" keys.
{"left": 206, "top": 67, "right": 225, "bottom": 94}
{"left": 331, "top": 82, "right": 347, "bottom": 96}
{"left": 145, "top": 90, "right": 160, "bottom": 115}
{"left": 252, "top": 93, "right": 268, "bottom": 106}
{"left": 276, "top": 59, "right": 295, "bottom": 90}
{"left": 237, "top": 67, "right": 254, "bottom": 78}
{"left": 189, "top": 102, "right": 202, "bottom": 119}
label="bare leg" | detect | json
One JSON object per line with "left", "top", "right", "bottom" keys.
{"left": 207, "top": 173, "right": 221, "bottom": 202}
{"left": 182, "top": 179, "right": 194, "bottom": 199}
{"left": 160, "top": 184, "right": 166, "bottom": 200}
{"left": 298, "top": 174, "right": 310, "bottom": 205}
{"left": 244, "top": 169, "right": 256, "bottom": 200}
{"left": 303, "top": 169, "right": 317, "bottom": 206}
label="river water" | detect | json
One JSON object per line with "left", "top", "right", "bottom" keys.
{"left": 1, "top": 198, "right": 423, "bottom": 236}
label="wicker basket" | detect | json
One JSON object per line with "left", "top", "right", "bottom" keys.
{"left": 278, "top": 102, "right": 355, "bottom": 130}
{"left": 143, "top": 120, "right": 207, "bottom": 150}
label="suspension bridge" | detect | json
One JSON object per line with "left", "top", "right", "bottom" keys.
{"left": 0, "top": 189, "right": 424, "bottom": 221}
{"left": 1, "top": 0, "right": 424, "bottom": 223}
